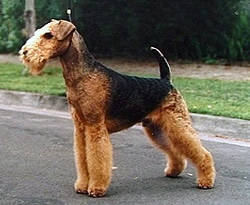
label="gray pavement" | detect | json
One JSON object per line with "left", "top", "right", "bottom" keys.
{"left": 0, "top": 106, "right": 249, "bottom": 205}
{"left": 0, "top": 90, "right": 250, "bottom": 204}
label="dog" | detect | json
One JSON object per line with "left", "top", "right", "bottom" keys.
{"left": 19, "top": 19, "right": 215, "bottom": 197}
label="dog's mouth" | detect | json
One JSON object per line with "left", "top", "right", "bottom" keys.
{"left": 19, "top": 48, "right": 47, "bottom": 75}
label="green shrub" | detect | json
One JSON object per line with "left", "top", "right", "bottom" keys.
{"left": 0, "top": 0, "right": 25, "bottom": 53}
{"left": 1, "top": 0, "right": 250, "bottom": 62}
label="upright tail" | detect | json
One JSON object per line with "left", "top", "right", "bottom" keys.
{"left": 150, "top": 47, "right": 172, "bottom": 82}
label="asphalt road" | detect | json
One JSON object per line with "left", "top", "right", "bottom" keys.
{"left": 0, "top": 105, "right": 249, "bottom": 205}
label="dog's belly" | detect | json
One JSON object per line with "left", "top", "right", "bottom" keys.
{"left": 105, "top": 118, "right": 138, "bottom": 133}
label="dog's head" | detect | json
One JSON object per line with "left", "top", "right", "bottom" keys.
{"left": 19, "top": 19, "right": 76, "bottom": 75}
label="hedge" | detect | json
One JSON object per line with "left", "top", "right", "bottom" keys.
{"left": 1, "top": 0, "right": 250, "bottom": 62}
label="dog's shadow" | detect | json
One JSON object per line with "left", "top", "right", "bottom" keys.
{"left": 108, "top": 175, "right": 196, "bottom": 197}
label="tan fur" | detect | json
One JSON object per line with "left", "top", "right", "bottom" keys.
{"left": 20, "top": 20, "right": 75, "bottom": 75}
{"left": 144, "top": 90, "right": 215, "bottom": 188}
{"left": 19, "top": 19, "right": 216, "bottom": 197}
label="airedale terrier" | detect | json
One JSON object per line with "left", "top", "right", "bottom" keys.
{"left": 19, "top": 19, "right": 215, "bottom": 197}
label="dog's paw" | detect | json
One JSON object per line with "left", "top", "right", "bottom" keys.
{"left": 88, "top": 188, "right": 106, "bottom": 197}
{"left": 164, "top": 165, "right": 185, "bottom": 177}
{"left": 74, "top": 180, "right": 88, "bottom": 194}
{"left": 165, "top": 169, "right": 182, "bottom": 177}
{"left": 197, "top": 178, "right": 214, "bottom": 189}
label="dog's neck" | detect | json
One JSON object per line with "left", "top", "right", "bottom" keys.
{"left": 59, "top": 31, "right": 95, "bottom": 86}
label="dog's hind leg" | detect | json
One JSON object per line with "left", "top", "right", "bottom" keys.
{"left": 165, "top": 122, "right": 216, "bottom": 189}
{"left": 143, "top": 90, "right": 215, "bottom": 188}
{"left": 143, "top": 119, "right": 187, "bottom": 177}
{"left": 155, "top": 91, "right": 216, "bottom": 189}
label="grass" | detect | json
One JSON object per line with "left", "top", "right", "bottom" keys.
{"left": 173, "top": 78, "right": 250, "bottom": 120}
{"left": 0, "top": 62, "right": 249, "bottom": 120}
{"left": 0, "top": 63, "right": 66, "bottom": 96}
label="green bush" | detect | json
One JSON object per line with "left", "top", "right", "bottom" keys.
{"left": 0, "top": 0, "right": 25, "bottom": 53}
{"left": 223, "top": 7, "right": 250, "bottom": 62}
{"left": 0, "top": 0, "right": 250, "bottom": 61}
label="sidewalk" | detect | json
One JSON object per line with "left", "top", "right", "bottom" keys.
{"left": 0, "top": 89, "right": 249, "bottom": 141}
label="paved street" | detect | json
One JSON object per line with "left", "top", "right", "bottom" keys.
{"left": 0, "top": 105, "right": 249, "bottom": 205}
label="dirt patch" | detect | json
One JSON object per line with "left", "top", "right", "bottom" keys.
{"left": 100, "top": 58, "right": 250, "bottom": 81}
{"left": 1, "top": 54, "right": 250, "bottom": 81}
{"left": 0, "top": 54, "right": 21, "bottom": 64}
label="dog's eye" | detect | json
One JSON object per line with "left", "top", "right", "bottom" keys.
{"left": 44, "top": 32, "right": 53, "bottom": 39}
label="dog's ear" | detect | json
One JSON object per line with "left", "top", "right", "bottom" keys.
{"left": 50, "top": 20, "right": 76, "bottom": 41}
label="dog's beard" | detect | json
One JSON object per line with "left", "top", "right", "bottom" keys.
{"left": 22, "top": 58, "right": 47, "bottom": 75}
{"left": 19, "top": 47, "right": 47, "bottom": 75}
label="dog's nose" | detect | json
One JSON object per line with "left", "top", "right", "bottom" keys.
{"left": 23, "top": 50, "right": 28, "bottom": 55}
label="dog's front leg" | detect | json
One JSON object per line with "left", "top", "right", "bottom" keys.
{"left": 71, "top": 109, "right": 90, "bottom": 194}
{"left": 85, "top": 123, "right": 113, "bottom": 197}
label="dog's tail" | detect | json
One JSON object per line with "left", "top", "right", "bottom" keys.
{"left": 150, "top": 47, "right": 172, "bottom": 82}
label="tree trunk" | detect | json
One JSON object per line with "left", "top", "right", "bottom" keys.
{"left": 24, "top": 0, "right": 36, "bottom": 38}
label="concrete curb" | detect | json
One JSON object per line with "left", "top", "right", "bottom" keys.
{"left": 191, "top": 113, "right": 250, "bottom": 141}
{"left": 0, "top": 90, "right": 68, "bottom": 112}
{"left": 0, "top": 90, "right": 249, "bottom": 140}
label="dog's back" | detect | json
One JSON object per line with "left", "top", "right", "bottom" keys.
{"left": 98, "top": 48, "right": 174, "bottom": 132}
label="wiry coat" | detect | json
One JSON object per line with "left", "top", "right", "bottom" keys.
{"left": 19, "top": 20, "right": 215, "bottom": 198}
